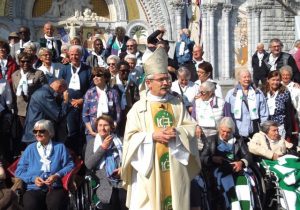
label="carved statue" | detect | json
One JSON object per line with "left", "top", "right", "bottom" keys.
{"left": 45, "top": 0, "right": 66, "bottom": 17}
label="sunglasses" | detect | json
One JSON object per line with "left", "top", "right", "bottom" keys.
{"left": 93, "top": 73, "right": 104, "bottom": 78}
{"left": 108, "top": 63, "right": 116, "bottom": 66}
{"left": 33, "top": 129, "right": 46, "bottom": 134}
{"left": 20, "top": 60, "right": 31, "bottom": 64}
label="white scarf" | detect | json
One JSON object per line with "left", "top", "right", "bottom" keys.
{"left": 234, "top": 88, "right": 259, "bottom": 120}
{"left": 257, "top": 52, "right": 264, "bottom": 67}
{"left": 92, "top": 51, "right": 106, "bottom": 68}
{"left": 195, "top": 98, "right": 216, "bottom": 127}
{"left": 69, "top": 65, "right": 81, "bottom": 90}
{"left": 37, "top": 140, "right": 53, "bottom": 173}
{"left": 179, "top": 41, "right": 185, "bottom": 55}
{"left": 116, "top": 74, "right": 128, "bottom": 109}
{"left": 16, "top": 69, "right": 28, "bottom": 96}
{"left": 267, "top": 90, "right": 279, "bottom": 115}
{"left": 44, "top": 35, "right": 59, "bottom": 57}
{"left": 96, "top": 86, "right": 109, "bottom": 118}
{"left": 268, "top": 54, "right": 278, "bottom": 71}
{"left": 38, "top": 64, "right": 54, "bottom": 77}
{"left": 0, "top": 59, "right": 8, "bottom": 79}
{"left": 115, "top": 39, "right": 124, "bottom": 56}
{"left": 93, "top": 134, "right": 123, "bottom": 169}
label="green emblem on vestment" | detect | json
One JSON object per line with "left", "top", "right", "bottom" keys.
{"left": 154, "top": 110, "right": 174, "bottom": 128}
{"left": 163, "top": 196, "right": 172, "bottom": 210}
{"left": 160, "top": 152, "right": 170, "bottom": 171}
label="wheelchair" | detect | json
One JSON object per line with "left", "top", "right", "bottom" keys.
{"left": 6, "top": 155, "right": 88, "bottom": 210}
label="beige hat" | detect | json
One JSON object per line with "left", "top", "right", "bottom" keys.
{"left": 143, "top": 47, "right": 168, "bottom": 76}
{"left": 8, "top": 32, "right": 19, "bottom": 39}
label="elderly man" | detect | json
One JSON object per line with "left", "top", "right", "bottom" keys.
{"left": 251, "top": 43, "right": 269, "bottom": 87}
{"left": 224, "top": 69, "right": 269, "bottom": 140}
{"left": 120, "top": 38, "right": 143, "bottom": 67}
{"left": 175, "top": 28, "right": 195, "bottom": 66}
{"left": 58, "top": 45, "right": 92, "bottom": 153}
{"left": 22, "top": 79, "right": 70, "bottom": 144}
{"left": 183, "top": 45, "right": 205, "bottom": 82}
{"left": 264, "top": 38, "right": 300, "bottom": 83}
{"left": 121, "top": 47, "right": 200, "bottom": 210}
{"left": 39, "top": 22, "right": 62, "bottom": 62}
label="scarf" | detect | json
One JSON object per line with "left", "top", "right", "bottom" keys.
{"left": 257, "top": 52, "right": 264, "bottom": 67}
{"left": 195, "top": 97, "right": 216, "bottom": 127}
{"left": 217, "top": 137, "right": 236, "bottom": 153}
{"left": 0, "top": 59, "right": 7, "bottom": 79}
{"left": 92, "top": 51, "right": 107, "bottom": 68}
{"left": 234, "top": 87, "right": 258, "bottom": 120}
{"left": 267, "top": 90, "right": 278, "bottom": 115}
{"left": 38, "top": 64, "right": 54, "bottom": 77}
{"left": 69, "top": 65, "right": 81, "bottom": 90}
{"left": 93, "top": 134, "right": 123, "bottom": 172}
{"left": 179, "top": 41, "right": 185, "bottom": 55}
{"left": 146, "top": 91, "right": 171, "bottom": 103}
{"left": 96, "top": 86, "right": 109, "bottom": 118}
{"left": 16, "top": 69, "right": 28, "bottom": 96}
{"left": 268, "top": 54, "right": 278, "bottom": 71}
{"left": 37, "top": 140, "right": 53, "bottom": 174}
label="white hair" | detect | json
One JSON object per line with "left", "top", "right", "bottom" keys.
{"left": 218, "top": 117, "right": 236, "bottom": 134}
{"left": 34, "top": 119, "right": 55, "bottom": 138}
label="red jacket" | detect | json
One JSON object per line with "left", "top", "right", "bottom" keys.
{"left": 0, "top": 55, "right": 18, "bottom": 85}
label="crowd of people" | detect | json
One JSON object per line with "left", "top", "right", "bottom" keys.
{"left": 0, "top": 21, "right": 300, "bottom": 210}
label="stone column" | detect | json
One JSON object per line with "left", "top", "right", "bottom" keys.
{"left": 222, "top": 4, "right": 232, "bottom": 79}
{"left": 247, "top": 6, "right": 253, "bottom": 71}
{"left": 208, "top": 4, "right": 217, "bottom": 78}
{"left": 253, "top": 8, "right": 261, "bottom": 45}
{"left": 170, "top": 0, "right": 185, "bottom": 40}
{"left": 201, "top": 4, "right": 209, "bottom": 61}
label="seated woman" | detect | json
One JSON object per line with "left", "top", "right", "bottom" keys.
{"left": 248, "top": 120, "right": 297, "bottom": 160}
{"left": 84, "top": 114, "right": 127, "bottom": 210}
{"left": 200, "top": 117, "right": 254, "bottom": 210}
{"left": 15, "top": 119, "right": 74, "bottom": 210}
{"left": 248, "top": 120, "right": 300, "bottom": 209}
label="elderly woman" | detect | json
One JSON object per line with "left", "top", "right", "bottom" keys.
{"left": 248, "top": 120, "right": 296, "bottom": 160}
{"left": 224, "top": 69, "right": 269, "bottom": 139}
{"left": 0, "top": 40, "right": 18, "bottom": 85}
{"left": 23, "top": 42, "right": 41, "bottom": 69}
{"left": 195, "top": 61, "right": 223, "bottom": 98}
{"left": 262, "top": 70, "right": 293, "bottom": 140}
{"left": 171, "top": 66, "right": 198, "bottom": 112}
{"left": 106, "top": 55, "right": 120, "bottom": 87}
{"left": 105, "top": 26, "right": 129, "bottom": 57}
{"left": 38, "top": 47, "right": 66, "bottom": 83}
{"left": 82, "top": 67, "right": 121, "bottom": 141}
{"left": 11, "top": 52, "right": 47, "bottom": 127}
{"left": 124, "top": 54, "right": 143, "bottom": 86}
{"left": 200, "top": 117, "right": 254, "bottom": 210}
{"left": 15, "top": 120, "right": 74, "bottom": 210}
{"left": 84, "top": 115, "right": 127, "bottom": 210}
{"left": 280, "top": 65, "right": 300, "bottom": 122}
{"left": 192, "top": 81, "right": 224, "bottom": 140}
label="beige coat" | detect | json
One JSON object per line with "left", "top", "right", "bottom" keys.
{"left": 121, "top": 93, "right": 201, "bottom": 210}
{"left": 11, "top": 69, "right": 46, "bottom": 117}
{"left": 248, "top": 131, "right": 293, "bottom": 159}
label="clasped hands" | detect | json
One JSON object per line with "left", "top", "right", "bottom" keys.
{"left": 34, "top": 174, "right": 59, "bottom": 187}
{"left": 152, "top": 127, "right": 176, "bottom": 144}
{"left": 212, "top": 156, "right": 244, "bottom": 172}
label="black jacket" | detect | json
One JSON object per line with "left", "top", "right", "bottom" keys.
{"left": 251, "top": 51, "right": 269, "bottom": 78}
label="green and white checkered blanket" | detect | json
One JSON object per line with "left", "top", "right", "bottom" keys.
{"left": 261, "top": 154, "right": 300, "bottom": 210}
{"left": 214, "top": 167, "right": 255, "bottom": 210}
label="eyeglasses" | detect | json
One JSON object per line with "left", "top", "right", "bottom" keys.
{"left": 42, "top": 54, "right": 51, "bottom": 57}
{"left": 93, "top": 73, "right": 104, "bottom": 78}
{"left": 20, "top": 60, "right": 31, "bottom": 64}
{"left": 200, "top": 91, "right": 208, "bottom": 95}
{"left": 33, "top": 129, "right": 46, "bottom": 134}
{"left": 150, "top": 77, "right": 170, "bottom": 83}
{"left": 108, "top": 63, "right": 116, "bottom": 66}
{"left": 119, "top": 69, "right": 129, "bottom": 74}
{"left": 126, "top": 45, "right": 134, "bottom": 47}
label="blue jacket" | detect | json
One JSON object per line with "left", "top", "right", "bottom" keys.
{"left": 15, "top": 141, "right": 74, "bottom": 191}
{"left": 58, "top": 63, "right": 92, "bottom": 99}
{"left": 224, "top": 84, "right": 269, "bottom": 137}
{"left": 22, "top": 84, "right": 70, "bottom": 143}
{"left": 175, "top": 33, "right": 195, "bottom": 65}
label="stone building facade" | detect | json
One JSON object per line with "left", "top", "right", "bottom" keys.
{"left": 0, "top": 0, "right": 299, "bottom": 81}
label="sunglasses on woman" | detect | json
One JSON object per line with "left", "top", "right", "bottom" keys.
{"left": 33, "top": 129, "right": 47, "bottom": 134}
